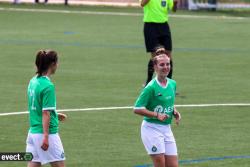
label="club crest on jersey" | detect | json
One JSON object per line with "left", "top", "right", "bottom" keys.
{"left": 161, "top": 0, "right": 166, "bottom": 7}
{"left": 157, "top": 92, "right": 162, "bottom": 96}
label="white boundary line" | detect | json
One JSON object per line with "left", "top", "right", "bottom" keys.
{"left": 1, "top": 103, "right": 250, "bottom": 117}
{"left": 0, "top": 0, "right": 140, "bottom": 7}
{"left": 0, "top": 7, "right": 248, "bottom": 20}
{"left": 0, "top": 7, "right": 142, "bottom": 16}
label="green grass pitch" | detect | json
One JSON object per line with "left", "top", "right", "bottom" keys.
{"left": 0, "top": 3, "right": 250, "bottom": 167}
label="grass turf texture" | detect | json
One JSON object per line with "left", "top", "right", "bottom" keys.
{"left": 0, "top": 3, "right": 250, "bottom": 167}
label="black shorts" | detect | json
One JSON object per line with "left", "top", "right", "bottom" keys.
{"left": 143, "top": 22, "right": 172, "bottom": 53}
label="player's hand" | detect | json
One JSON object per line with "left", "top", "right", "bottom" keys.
{"left": 58, "top": 113, "right": 67, "bottom": 122}
{"left": 41, "top": 135, "right": 49, "bottom": 151}
{"left": 156, "top": 113, "right": 169, "bottom": 122}
{"left": 173, "top": 110, "right": 181, "bottom": 125}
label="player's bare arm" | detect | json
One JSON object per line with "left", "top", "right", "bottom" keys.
{"left": 41, "top": 110, "right": 50, "bottom": 151}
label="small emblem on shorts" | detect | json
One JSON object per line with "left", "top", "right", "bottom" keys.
{"left": 152, "top": 146, "right": 157, "bottom": 152}
{"left": 61, "top": 152, "right": 65, "bottom": 158}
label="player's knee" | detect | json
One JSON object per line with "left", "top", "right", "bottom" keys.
{"left": 151, "top": 154, "right": 165, "bottom": 167}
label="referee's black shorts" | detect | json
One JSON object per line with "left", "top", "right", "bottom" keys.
{"left": 143, "top": 22, "right": 172, "bottom": 53}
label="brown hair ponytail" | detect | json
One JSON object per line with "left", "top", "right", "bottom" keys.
{"left": 35, "top": 50, "right": 58, "bottom": 77}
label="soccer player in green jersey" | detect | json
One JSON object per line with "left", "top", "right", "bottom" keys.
{"left": 141, "top": 0, "right": 178, "bottom": 85}
{"left": 134, "top": 54, "right": 181, "bottom": 167}
{"left": 26, "top": 50, "right": 67, "bottom": 167}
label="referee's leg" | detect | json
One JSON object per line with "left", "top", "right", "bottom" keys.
{"left": 146, "top": 56, "right": 154, "bottom": 85}
{"left": 144, "top": 23, "right": 158, "bottom": 85}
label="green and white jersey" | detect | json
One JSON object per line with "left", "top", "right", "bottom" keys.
{"left": 142, "top": 0, "right": 174, "bottom": 23}
{"left": 134, "top": 77, "right": 176, "bottom": 125}
{"left": 27, "top": 75, "right": 58, "bottom": 134}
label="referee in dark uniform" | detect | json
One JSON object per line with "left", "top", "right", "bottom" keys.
{"left": 141, "top": 0, "right": 178, "bottom": 85}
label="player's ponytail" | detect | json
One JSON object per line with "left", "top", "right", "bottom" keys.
{"left": 152, "top": 45, "right": 169, "bottom": 58}
{"left": 35, "top": 50, "right": 58, "bottom": 77}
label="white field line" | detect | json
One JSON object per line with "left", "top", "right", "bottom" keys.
{"left": 1, "top": 103, "right": 250, "bottom": 117}
{"left": 0, "top": 7, "right": 248, "bottom": 20}
{"left": 0, "top": 7, "right": 143, "bottom": 16}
